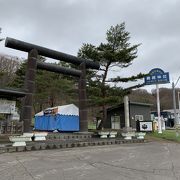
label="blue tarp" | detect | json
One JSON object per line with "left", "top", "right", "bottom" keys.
{"left": 34, "top": 114, "right": 79, "bottom": 131}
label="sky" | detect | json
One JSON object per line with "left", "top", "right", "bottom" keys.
{"left": 0, "top": 0, "right": 180, "bottom": 92}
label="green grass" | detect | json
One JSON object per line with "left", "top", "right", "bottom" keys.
{"left": 88, "top": 122, "right": 96, "bottom": 130}
{"left": 147, "top": 130, "right": 180, "bottom": 142}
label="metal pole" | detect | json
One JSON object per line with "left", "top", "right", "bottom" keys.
{"left": 178, "top": 92, "right": 180, "bottom": 124}
{"left": 172, "top": 82, "right": 178, "bottom": 126}
{"left": 156, "top": 84, "right": 162, "bottom": 133}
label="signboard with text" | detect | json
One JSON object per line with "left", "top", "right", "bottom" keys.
{"left": 0, "top": 99, "right": 16, "bottom": 114}
{"left": 144, "top": 68, "right": 170, "bottom": 85}
{"left": 139, "top": 121, "right": 153, "bottom": 132}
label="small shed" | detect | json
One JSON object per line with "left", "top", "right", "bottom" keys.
{"left": 105, "top": 102, "right": 152, "bottom": 130}
{"left": 34, "top": 104, "right": 79, "bottom": 131}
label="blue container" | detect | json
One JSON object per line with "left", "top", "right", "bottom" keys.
{"left": 35, "top": 114, "right": 79, "bottom": 131}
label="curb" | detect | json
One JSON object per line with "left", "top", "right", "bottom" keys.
{"left": 0, "top": 138, "right": 145, "bottom": 154}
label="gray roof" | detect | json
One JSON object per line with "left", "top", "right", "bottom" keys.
{"left": 107, "top": 101, "right": 152, "bottom": 111}
{"left": 0, "top": 88, "right": 26, "bottom": 99}
{"left": 130, "top": 102, "right": 153, "bottom": 107}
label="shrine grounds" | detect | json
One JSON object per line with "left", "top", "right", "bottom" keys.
{"left": 1, "top": 140, "right": 180, "bottom": 180}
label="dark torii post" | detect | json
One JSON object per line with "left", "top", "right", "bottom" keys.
{"left": 79, "top": 62, "right": 88, "bottom": 132}
{"left": 20, "top": 49, "right": 38, "bottom": 132}
{"left": 5, "top": 37, "right": 100, "bottom": 132}
{"left": 0, "top": 88, "right": 26, "bottom": 99}
{"left": 5, "top": 37, "right": 99, "bottom": 69}
{"left": 37, "top": 62, "right": 87, "bottom": 131}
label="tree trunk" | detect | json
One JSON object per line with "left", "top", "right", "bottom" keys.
{"left": 102, "top": 105, "right": 107, "bottom": 129}
{"left": 100, "top": 61, "right": 111, "bottom": 128}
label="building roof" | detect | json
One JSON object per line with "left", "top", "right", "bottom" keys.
{"left": 107, "top": 101, "right": 152, "bottom": 111}
{"left": 130, "top": 102, "right": 153, "bottom": 107}
{"left": 0, "top": 88, "right": 26, "bottom": 99}
{"left": 163, "top": 109, "right": 180, "bottom": 114}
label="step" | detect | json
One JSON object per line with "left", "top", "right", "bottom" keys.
{"left": 47, "top": 132, "right": 93, "bottom": 140}
{"left": 0, "top": 138, "right": 145, "bottom": 154}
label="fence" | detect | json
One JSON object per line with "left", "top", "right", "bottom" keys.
{"left": 0, "top": 121, "right": 23, "bottom": 134}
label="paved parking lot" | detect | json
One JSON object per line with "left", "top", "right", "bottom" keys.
{"left": 1, "top": 141, "right": 180, "bottom": 180}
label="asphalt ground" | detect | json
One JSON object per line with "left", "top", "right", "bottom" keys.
{"left": 0, "top": 141, "right": 180, "bottom": 180}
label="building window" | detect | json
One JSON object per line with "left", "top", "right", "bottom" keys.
{"left": 135, "top": 115, "right": 144, "bottom": 121}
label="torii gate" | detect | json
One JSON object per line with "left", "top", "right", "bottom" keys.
{"left": 4, "top": 37, "right": 100, "bottom": 132}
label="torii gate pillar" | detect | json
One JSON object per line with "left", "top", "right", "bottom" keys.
{"left": 78, "top": 62, "right": 88, "bottom": 132}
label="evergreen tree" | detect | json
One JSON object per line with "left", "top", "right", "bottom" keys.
{"left": 10, "top": 58, "right": 78, "bottom": 113}
{"left": 78, "top": 23, "right": 145, "bottom": 128}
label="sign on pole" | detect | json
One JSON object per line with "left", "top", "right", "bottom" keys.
{"left": 144, "top": 68, "right": 170, "bottom": 133}
{"left": 144, "top": 68, "right": 170, "bottom": 85}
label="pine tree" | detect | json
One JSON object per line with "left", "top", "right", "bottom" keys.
{"left": 78, "top": 23, "right": 145, "bottom": 128}
{"left": 9, "top": 58, "right": 78, "bottom": 113}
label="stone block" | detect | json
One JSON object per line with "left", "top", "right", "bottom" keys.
{"left": 60, "top": 144, "right": 66, "bottom": 148}
{"left": 34, "top": 144, "right": 41, "bottom": 150}
{"left": 54, "top": 143, "right": 60, "bottom": 149}
{"left": 7, "top": 147, "right": 16, "bottom": 153}
{"left": 97, "top": 142, "right": 101, "bottom": 145}
{"left": 47, "top": 144, "right": 54, "bottom": 149}
{"left": 16, "top": 146, "right": 25, "bottom": 152}
{"left": 135, "top": 132, "right": 146, "bottom": 140}
{"left": 34, "top": 132, "right": 48, "bottom": 141}
{"left": 70, "top": 143, "right": 75, "bottom": 148}
{"left": 65, "top": 143, "right": 69, "bottom": 148}
{"left": 95, "top": 142, "right": 99, "bottom": 146}
{"left": 109, "top": 131, "right": 117, "bottom": 138}
{"left": 111, "top": 141, "right": 115, "bottom": 144}
{"left": 88, "top": 135, "right": 92, "bottom": 138}
{"left": 40, "top": 144, "right": 46, "bottom": 150}
{"left": 98, "top": 132, "right": 109, "bottom": 138}
{"left": 26, "top": 146, "right": 32, "bottom": 151}
{"left": 0, "top": 148, "right": 7, "bottom": 154}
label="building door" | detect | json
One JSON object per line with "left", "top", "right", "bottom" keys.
{"left": 111, "top": 115, "right": 120, "bottom": 129}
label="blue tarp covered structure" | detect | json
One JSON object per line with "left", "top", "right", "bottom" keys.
{"left": 34, "top": 104, "right": 79, "bottom": 131}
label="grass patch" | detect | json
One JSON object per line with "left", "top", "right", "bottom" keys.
{"left": 88, "top": 121, "right": 96, "bottom": 130}
{"left": 147, "top": 130, "right": 180, "bottom": 142}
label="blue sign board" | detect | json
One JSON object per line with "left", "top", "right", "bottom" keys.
{"left": 144, "top": 68, "right": 170, "bottom": 85}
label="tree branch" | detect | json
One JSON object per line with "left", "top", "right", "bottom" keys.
{"left": 108, "top": 73, "right": 147, "bottom": 82}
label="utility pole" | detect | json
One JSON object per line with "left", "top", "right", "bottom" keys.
{"left": 178, "top": 91, "right": 180, "bottom": 120}
{"left": 172, "top": 76, "right": 180, "bottom": 126}
{"left": 156, "top": 84, "right": 162, "bottom": 133}
{"left": 172, "top": 82, "right": 178, "bottom": 125}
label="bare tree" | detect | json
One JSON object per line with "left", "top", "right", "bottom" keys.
{"left": 0, "top": 28, "right": 5, "bottom": 42}
{"left": 0, "top": 55, "right": 21, "bottom": 87}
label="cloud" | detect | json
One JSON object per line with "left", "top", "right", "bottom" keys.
{"left": 0, "top": 0, "right": 179, "bottom": 90}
